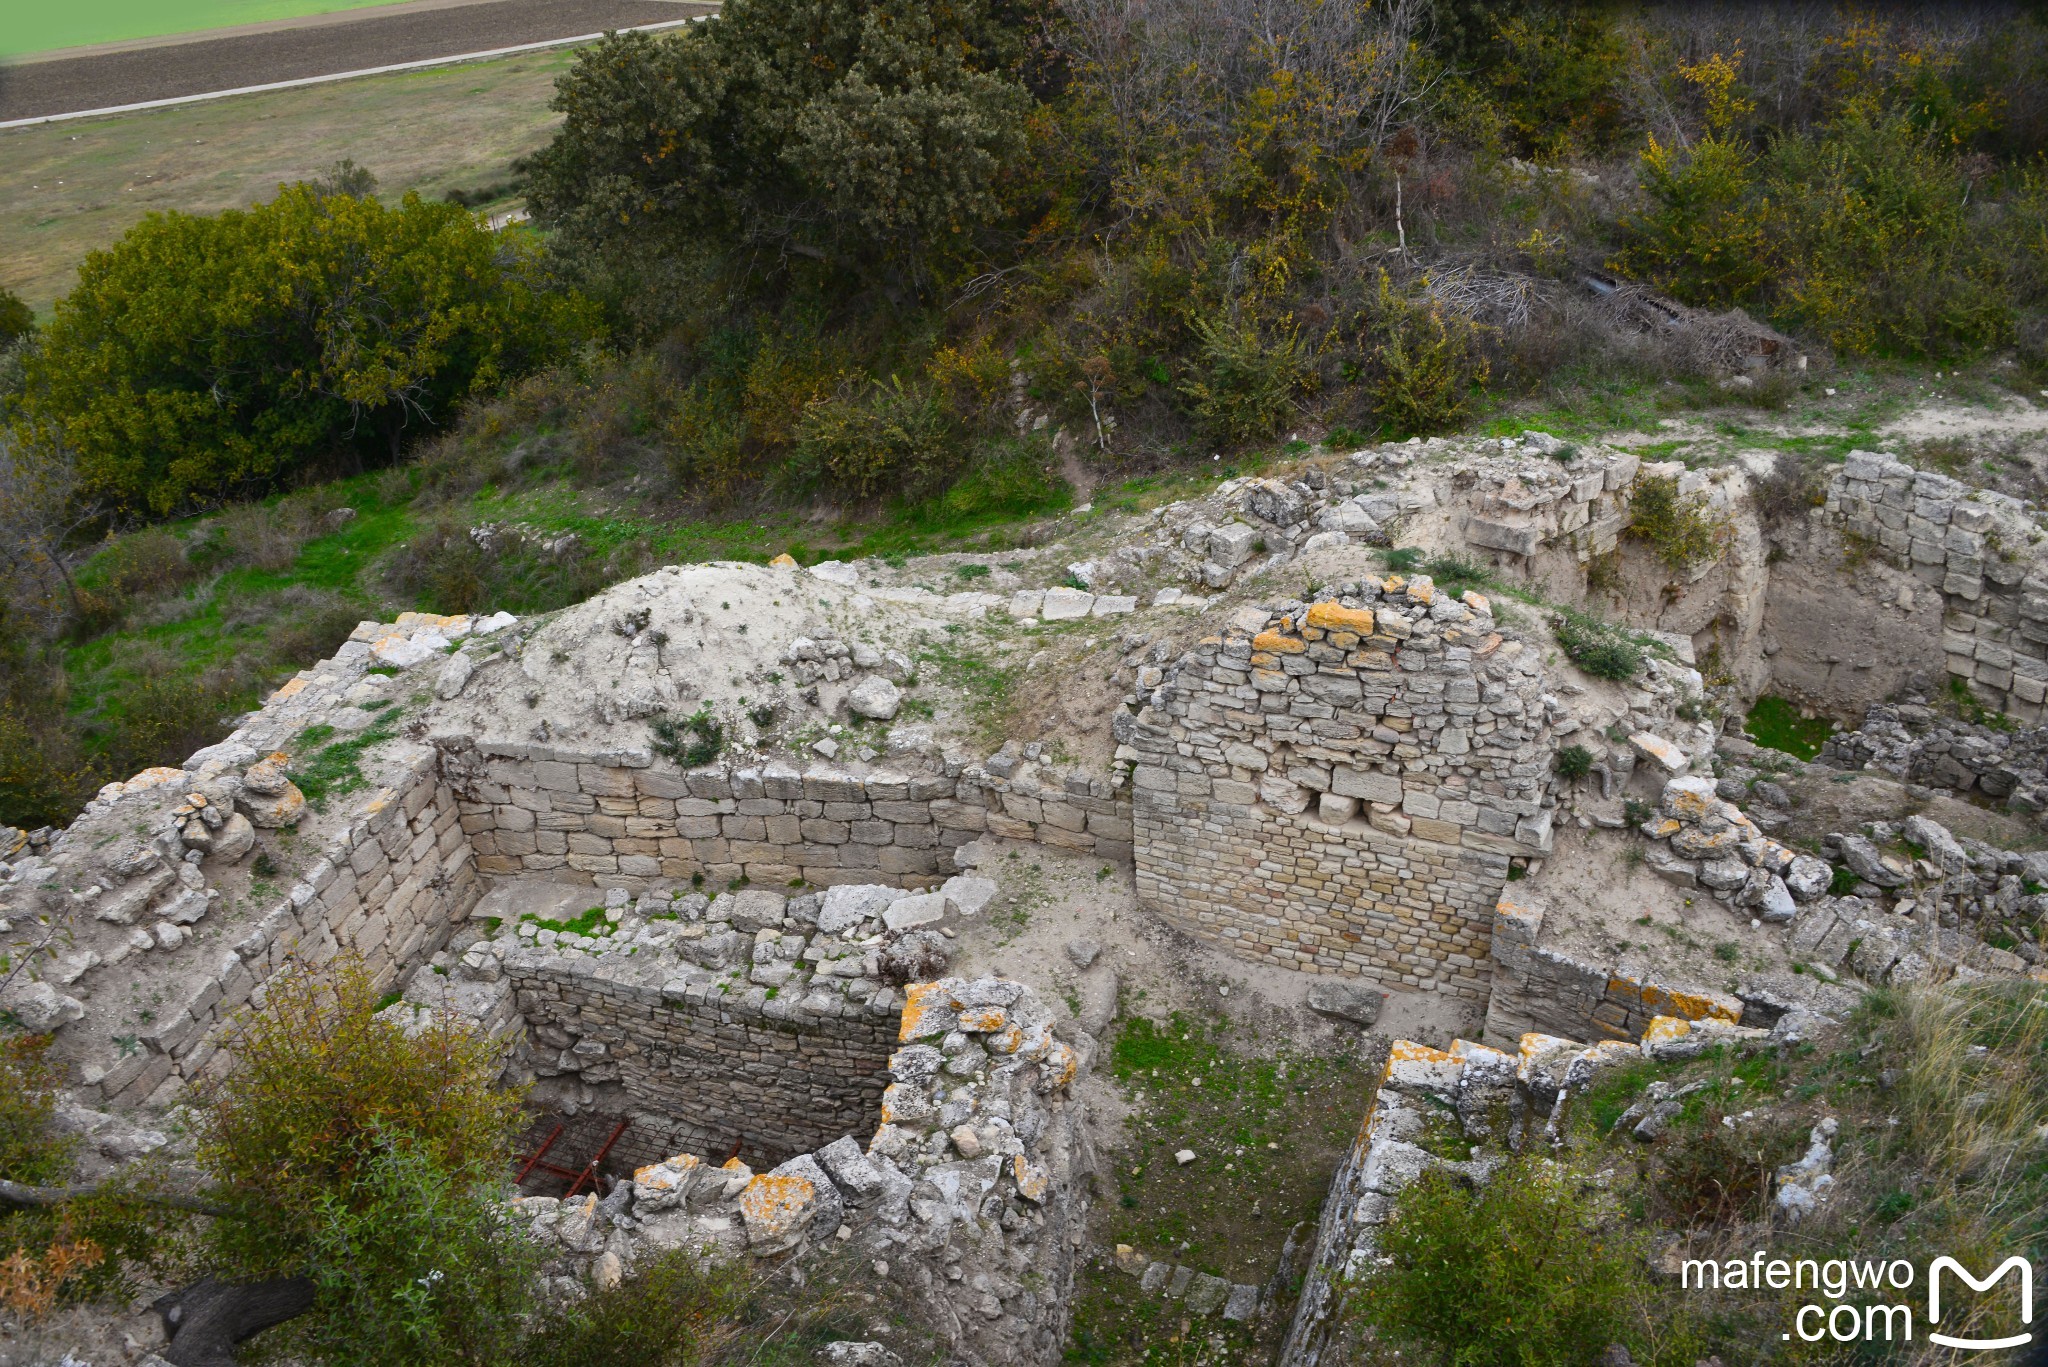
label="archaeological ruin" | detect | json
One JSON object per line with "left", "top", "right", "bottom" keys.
{"left": 11, "top": 424, "right": 2048, "bottom": 1363}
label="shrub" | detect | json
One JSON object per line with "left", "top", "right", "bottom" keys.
{"left": 292, "top": 1142, "right": 537, "bottom": 1367}
{"left": 1363, "top": 275, "right": 1489, "bottom": 438}
{"left": 196, "top": 959, "right": 522, "bottom": 1284}
{"left": 528, "top": 1, "right": 1031, "bottom": 296}
{"left": 1766, "top": 105, "right": 2012, "bottom": 357}
{"left": 522, "top": 1249, "right": 752, "bottom": 1367}
{"left": 1626, "top": 473, "right": 1727, "bottom": 573}
{"left": 1616, "top": 133, "right": 1774, "bottom": 308}
{"left": 1178, "top": 313, "right": 1312, "bottom": 446}
{"left": 1553, "top": 608, "right": 1644, "bottom": 681}
{"left": 1362, "top": 1158, "right": 1662, "bottom": 1367}
{"left": 1555, "top": 744, "right": 1593, "bottom": 780}
{"left": 651, "top": 704, "right": 725, "bottom": 767}
{"left": 1645, "top": 1116, "right": 1804, "bottom": 1228}
{"left": 11, "top": 185, "right": 594, "bottom": 516}
{"left": 792, "top": 377, "right": 960, "bottom": 501}
{"left": 0, "top": 290, "right": 32, "bottom": 351}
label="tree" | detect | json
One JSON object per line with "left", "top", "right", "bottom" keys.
{"left": 9, "top": 186, "right": 594, "bottom": 517}
{"left": 526, "top": 0, "right": 1033, "bottom": 300}
{"left": 0, "top": 289, "right": 31, "bottom": 351}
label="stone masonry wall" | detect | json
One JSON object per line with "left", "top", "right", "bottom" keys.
{"left": 1827, "top": 450, "right": 2048, "bottom": 722}
{"left": 88, "top": 752, "right": 482, "bottom": 1108}
{"left": 442, "top": 740, "right": 1132, "bottom": 893}
{"left": 1126, "top": 578, "right": 1554, "bottom": 1001}
{"left": 505, "top": 952, "right": 901, "bottom": 1165}
{"left": 1481, "top": 894, "right": 1743, "bottom": 1046}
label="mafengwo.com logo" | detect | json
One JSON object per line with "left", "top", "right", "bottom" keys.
{"left": 1682, "top": 1251, "right": 2033, "bottom": 1349}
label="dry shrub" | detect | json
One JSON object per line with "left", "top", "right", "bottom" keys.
{"left": 0, "top": 1238, "right": 104, "bottom": 1321}
{"left": 1751, "top": 453, "right": 1825, "bottom": 529}
{"left": 260, "top": 587, "right": 367, "bottom": 671}
{"left": 214, "top": 501, "right": 318, "bottom": 574}
{"left": 1643, "top": 1113, "right": 1803, "bottom": 1229}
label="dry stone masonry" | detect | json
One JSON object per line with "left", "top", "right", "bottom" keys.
{"left": 1128, "top": 580, "right": 1551, "bottom": 1000}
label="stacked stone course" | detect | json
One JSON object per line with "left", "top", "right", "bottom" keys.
{"left": 1827, "top": 450, "right": 2048, "bottom": 720}
{"left": 1128, "top": 577, "right": 1554, "bottom": 1001}
{"left": 448, "top": 742, "right": 1132, "bottom": 892}
{"left": 506, "top": 952, "right": 900, "bottom": 1164}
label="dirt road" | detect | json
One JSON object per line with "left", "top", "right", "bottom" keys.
{"left": 0, "top": 0, "right": 710, "bottom": 122}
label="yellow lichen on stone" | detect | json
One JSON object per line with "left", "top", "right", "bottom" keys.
{"left": 1012, "top": 1155, "right": 1050, "bottom": 1203}
{"left": 1305, "top": 601, "right": 1375, "bottom": 634}
{"left": 1639, "top": 1015, "right": 1693, "bottom": 1048}
{"left": 986, "top": 1022, "right": 1027, "bottom": 1054}
{"left": 769, "top": 552, "right": 799, "bottom": 567}
{"left": 899, "top": 981, "right": 956, "bottom": 1041}
{"left": 1666, "top": 988, "right": 1743, "bottom": 1023}
{"left": 739, "top": 1172, "right": 817, "bottom": 1246}
{"left": 958, "top": 1005, "right": 1007, "bottom": 1032}
{"left": 267, "top": 677, "right": 308, "bottom": 703}
{"left": 1252, "top": 631, "right": 1307, "bottom": 654}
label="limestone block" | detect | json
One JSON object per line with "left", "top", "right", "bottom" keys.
{"left": 1040, "top": 587, "right": 1095, "bottom": 621}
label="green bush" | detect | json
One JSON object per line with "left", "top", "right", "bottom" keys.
{"left": 1178, "top": 313, "right": 1312, "bottom": 446}
{"left": 1553, "top": 608, "right": 1643, "bottom": 681}
{"left": 1363, "top": 1157, "right": 1665, "bottom": 1367}
{"left": 1626, "top": 473, "right": 1726, "bottom": 573}
{"left": 11, "top": 185, "right": 593, "bottom": 516}
{"left": 1616, "top": 133, "right": 1774, "bottom": 307}
{"left": 793, "top": 377, "right": 960, "bottom": 500}
{"left": 523, "top": 1249, "right": 752, "bottom": 1367}
{"left": 1767, "top": 105, "right": 2015, "bottom": 357}
{"left": 0, "top": 289, "right": 32, "bottom": 351}
{"left": 1363, "top": 275, "right": 1489, "bottom": 438}
{"left": 196, "top": 959, "right": 523, "bottom": 1290}
{"left": 1555, "top": 744, "right": 1593, "bottom": 780}
{"left": 528, "top": 0, "right": 1031, "bottom": 296}
{"left": 651, "top": 704, "right": 725, "bottom": 767}
{"left": 293, "top": 1143, "right": 537, "bottom": 1367}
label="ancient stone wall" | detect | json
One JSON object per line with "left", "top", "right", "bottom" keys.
{"left": 443, "top": 741, "right": 1131, "bottom": 893}
{"left": 86, "top": 752, "right": 481, "bottom": 1109}
{"left": 505, "top": 952, "right": 901, "bottom": 1165}
{"left": 1126, "top": 581, "right": 1553, "bottom": 1001}
{"left": 1481, "top": 895, "right": 1744, "bottom": 1046}
{"left": 1826, "top": 450, "right": 2048, "bottom": 721}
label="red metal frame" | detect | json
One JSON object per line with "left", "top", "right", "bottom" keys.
{"left": 513, "top": 1117, "right": 632, "bottom": 1198}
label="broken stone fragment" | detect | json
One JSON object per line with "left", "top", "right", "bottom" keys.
{"left": 818, "top": 883, "right": 895, "bottom": 936}
{"left": 206, "top": 812, "right": 256, "bottom": 865}
{"left": 1835, "top": 834, "right": 1906, "bottom": 888}
{"left": 1306, "top": 980, "right": 1383, "bottom": 1028}
{"left": 1630, "top": 733, "right": 1690, "bottom": 777}
{"left": 4, "top": 981, "right": 85, "bottom": 1034}
{"left": 435, "top": 651, "right": 476, "bottom": 700}
{"left": 1784, "top": 855, "right": 1832, "bottom": 901}
{"left": 240, "top": 754, "right": 291, "bottom": 796}
{"left": 939, "top": 875, "right": 996, "bottom": 917}
{"left": 882, "top": 891, "right": 950, "bottom": 931}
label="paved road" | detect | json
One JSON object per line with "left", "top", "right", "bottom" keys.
{"left": 0, "top": 0, "right": 711, "bottom": 122}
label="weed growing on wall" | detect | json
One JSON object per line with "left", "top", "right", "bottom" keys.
{"left": 1626, "top": 474, "right": 1728, "bottom": 573}
{"left": 1552, "top": 608, "right": 1644, "bottom": 681}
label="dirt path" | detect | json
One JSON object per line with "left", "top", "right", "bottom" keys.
{"left": 0, "top": 0, "right": 711, "bottom": 122}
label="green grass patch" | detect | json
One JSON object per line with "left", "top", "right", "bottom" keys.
{"left": 288, "top": 710, "right": 401, "bottom": 808}
{"left": 1743, "top": 694, "right": 1832, "bottom": 760}
{"left": 521, "top": 906, "right": 614, "bottom": 937}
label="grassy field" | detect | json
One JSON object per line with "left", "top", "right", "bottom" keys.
{"left": 0, "top": 47, "right": 571, "bottom": 313}
{"left": 4, "top": 0, "right": 415, "bottom": 60}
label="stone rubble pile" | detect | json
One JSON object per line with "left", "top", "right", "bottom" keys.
{"left": 1819, "top": 695, "right": 2048, "bottom": 820}
{"left": 1635, "top": 775, "right": 1832, "bottom": 918}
